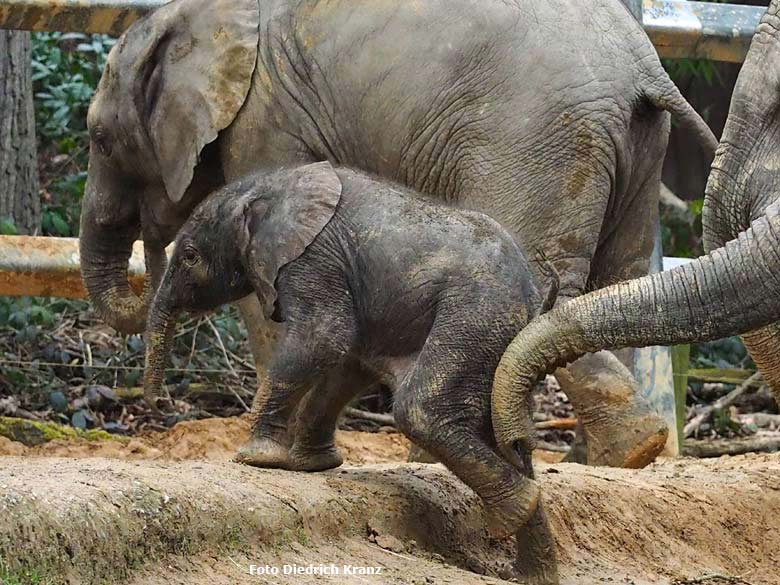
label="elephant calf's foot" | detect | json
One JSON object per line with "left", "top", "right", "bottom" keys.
{"left": 234, "top": 436, "right": 291, "bottom": 469}
{"left": 585, "top": 412, "right": 668, "bottom": 468}
{"left": 484, "top": 481, "right": 541, "bottom": 540}
{"left": 288, "top": 442, "right": 343, "bottom": 472}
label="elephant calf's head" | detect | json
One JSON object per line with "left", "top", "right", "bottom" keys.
{"left": 143, "top": 162, "right": 343, "bottom": 406}
{"left": 79, "top": 0, "right": 260, "bottom": 334}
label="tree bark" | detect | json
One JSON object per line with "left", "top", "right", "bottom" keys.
{"left": 0, "top": 30, "right": 40, "bottom": 235}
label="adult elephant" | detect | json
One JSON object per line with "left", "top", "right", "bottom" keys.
{"left": 491, "top": 0, "right": 780, "bottom": 460}
{"left": 79, "top": 0, "right": 715, "bottom": 468}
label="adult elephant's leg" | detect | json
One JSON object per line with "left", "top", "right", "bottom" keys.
{"left": 237, "top": 294, "right": 280, "bottom": 381}
{"left": 570, "top": 112, "right": 673, "bottom": 468}
{"left": 555, "top": 352, "right": 667, "bottom": 467}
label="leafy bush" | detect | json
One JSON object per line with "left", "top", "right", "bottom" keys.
{"left": 31, "top": 33, "right": 115, "bottom": 237}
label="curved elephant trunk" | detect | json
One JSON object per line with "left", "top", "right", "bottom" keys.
{"left": 143, "top": 290, "right": 177, "bottom": 408}
{"left": 701, "top": 0, "right": 780, "bottom": 400}
{"left": 79, "top": 210, "right": 167, "bottom": 335}
{"left": 492, "top": 201, "right": 780, "bottom": 464}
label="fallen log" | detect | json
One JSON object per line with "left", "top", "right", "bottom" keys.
{"left": 344, "top": 407, "right": 394, "bottom": 426}
{"left": 683, "top": 434, "right": 780, "bottom": 458}
{"left": 683, "top": 371, "right": 763, "bottom": 438}
{"left": 735, "top": 413, "right": 780, "bottom": 428}
{"left": 687, "top": 368, "right": 760, "bottom": 386}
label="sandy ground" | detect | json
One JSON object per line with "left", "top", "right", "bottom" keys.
{"left": 0, "top": 416, "right": 412, "bottom": 465}
{"left": 1, "top": 420, "right": 778, "bottom": 584}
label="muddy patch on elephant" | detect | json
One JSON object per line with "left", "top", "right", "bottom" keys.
{"left": 1, "top": 453, "right": 778, "bottom": 584}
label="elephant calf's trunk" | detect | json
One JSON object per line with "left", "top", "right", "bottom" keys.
{"left": 143, "top": 300, "right": 177, "bottom": 408}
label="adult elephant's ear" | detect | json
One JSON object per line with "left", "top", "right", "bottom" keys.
{"left": 237, "top": 162, "right": 344, "bottom": 318}
{"left": 136, "top": 0, "right": 259, "bottom": 203}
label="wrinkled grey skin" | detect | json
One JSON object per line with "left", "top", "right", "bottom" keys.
{"left": 80, "top": 0, "right": 714, "bottom": 466}
{"left": 144, "top": 163, "right": 558, "bottom": 584}
{"left": 490, "top": 0, "right": 780, "bottom": 457}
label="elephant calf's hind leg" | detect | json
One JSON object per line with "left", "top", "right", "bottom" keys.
{"left": 289, "top": 360, "right": 374, "bottom": 471}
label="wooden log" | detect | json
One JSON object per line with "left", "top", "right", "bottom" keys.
{"left": 683, "top": 434, "right": 780, "bottom": 458}
{"left": 687, "top": 368, "right": 761, "bottom": 386}
{"left": 735, "top": 413, "right": 780, "bottom": 429}
{"left": 344, "top": 407, "right": 394, "bottom": 427}
{"left": 683, "top": 371, "right": 763, "bottom": 438}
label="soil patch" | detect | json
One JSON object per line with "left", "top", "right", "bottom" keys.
{"left": 0, "top": 416, "right": 412, "bottom": 464}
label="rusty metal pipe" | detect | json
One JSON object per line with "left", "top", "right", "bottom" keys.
{"left": 0, "top": 235, "right": 154, "bottom": 298}
{"left": 0, "top": 0, "right": 767, "bottom": 63}
{"left": 0, "top": 0, "right": 166, "bottom": 36}
{"left": 644, "top": 0, "right": 763, "bottom": 63}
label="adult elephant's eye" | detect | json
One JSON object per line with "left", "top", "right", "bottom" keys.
{"left": 91, "top": 127, "right": 112, "bottom": 157}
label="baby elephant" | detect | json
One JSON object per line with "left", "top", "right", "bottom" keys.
{"left": 143, "top": 162, "right": 558, "bottom": 582}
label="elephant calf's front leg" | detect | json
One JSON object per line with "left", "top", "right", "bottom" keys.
{"left": 235, "top": 347, "right": 328, "bottom": 469}
{"left": 235, "top": 375, "right": 312, "bottom": 469}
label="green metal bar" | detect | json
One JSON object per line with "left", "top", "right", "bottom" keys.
{"left": 671, "top": 344, "right": 690, "bottom": 452}
{"left": 0, "top": 0, "right": 165, "bottom": 36}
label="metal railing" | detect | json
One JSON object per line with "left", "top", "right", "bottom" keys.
{"left": 0, "top": 0, "right": 767, "bottom": 62}
{"left": 0, "top": 236, "right": 147, "bottom": 298}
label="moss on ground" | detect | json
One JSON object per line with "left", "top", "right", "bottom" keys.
{"left": 0, "top": 417, "right": 127, "bottom": 447}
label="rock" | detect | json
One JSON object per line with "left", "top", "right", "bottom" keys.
{"left": 374, "top": 534, "right": 406, "bottom": 553}
{"left": 0, "top": 436, "right": 26, "bottom": 456}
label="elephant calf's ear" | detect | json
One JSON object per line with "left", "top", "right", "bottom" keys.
{"left": 238, "top": 162, "right": 343, "bottom": 318}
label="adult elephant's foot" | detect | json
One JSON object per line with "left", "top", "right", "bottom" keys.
{"left": 288, "top": 442, "right": 344, "bottom": 472}
{"left": 582, "top": 411, "right": 668, "bottom": 468}
{"left": 556, "top": 351, "right": 668, "bottom": 468}
{"left": 234, "top": 436, "right": 291, "bottom": 468}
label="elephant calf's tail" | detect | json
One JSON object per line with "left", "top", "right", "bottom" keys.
{"left": 646, "top": 84, "right": 718, "bottom": 160}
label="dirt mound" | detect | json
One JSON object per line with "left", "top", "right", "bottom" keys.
{"left": 0, "top": 416, "right": 412, "bottom": 464}
{"left": 1, "top": 453, "right": 778, "bottom": 584}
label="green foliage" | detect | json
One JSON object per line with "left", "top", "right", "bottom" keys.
{"left": 662, "top": 58, "right": 723, "bottom": 87}
{"left": 660, "top": 197, "right": 704, "bottom": 259}
{"left": 0, "top": 218, "right": 18, "bottom": 235}
{"left": 31, "top": 32, "right": 115, "bottom": 237}
{"left": 32, "top": 32, "right": 113, "bottom": 141}
{"left": 690, "top": 337, "right": 754, "bottom": 370}
{"left": 0, "top": 561, "right": 57, "bottom": 585}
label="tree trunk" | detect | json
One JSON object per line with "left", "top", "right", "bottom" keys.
{"left": 0, "top": 30, "right": 40, "bottom": 235}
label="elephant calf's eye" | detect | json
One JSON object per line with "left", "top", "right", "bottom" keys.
{"left": 182, "top": 247, "right": 199, "bottom": 266}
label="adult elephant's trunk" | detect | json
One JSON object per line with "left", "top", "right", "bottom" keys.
{"left": 79, "top": 231, "right": 166, "bottom": 334}
{"left": 79, "top": 172, "right": 168, "bottom": 335}
{"left": 702, "top": 0, "right": 780, "bottom": 401}
{"left": 143, "top": 288, "right": 177, "bottom": 407}
{"left": 492, "top": 201, "right": 780, "bottom": 465}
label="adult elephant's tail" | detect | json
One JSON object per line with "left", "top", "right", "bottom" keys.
{"left": 645, "top": 82, "right": 718, "bottom": 160}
